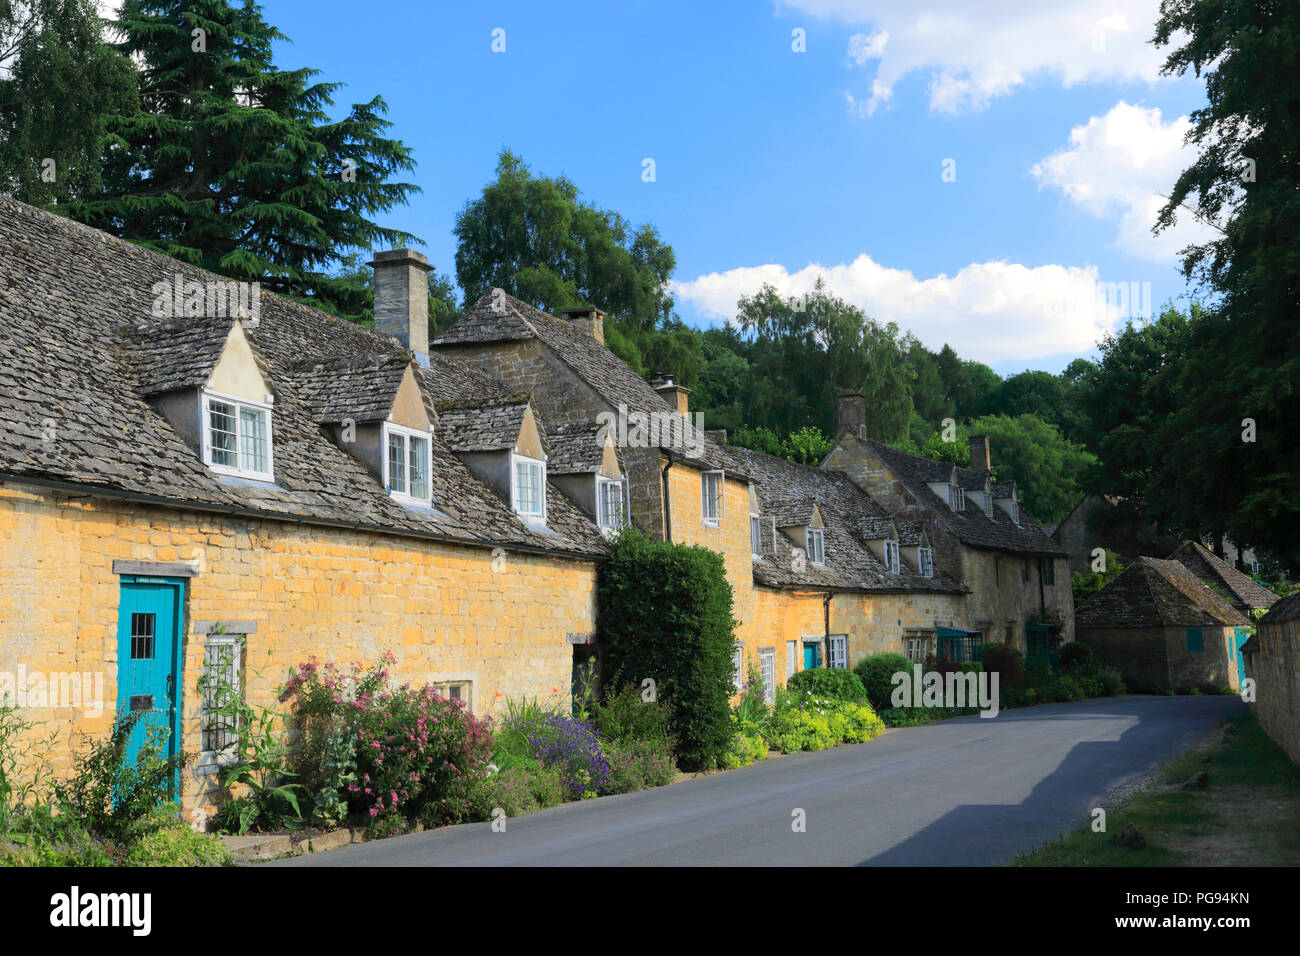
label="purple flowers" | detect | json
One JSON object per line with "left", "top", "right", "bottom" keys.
{"left": 518, "top": 714, "right": 611, "bottom": 799}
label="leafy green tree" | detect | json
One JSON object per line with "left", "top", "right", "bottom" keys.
{"left": 729, "top": 425, "right": 786, "bottom": 459}
{"left": 1072, "top": 549, "right": 1124, "bottom": 607}
{"left": 0, "top": 0, "right": 136, "bottom": 205}
{"left": 1152, "top": 0, "right": 1300, "bottom": 572}
{"left": 454, "top": 149, "right": 676, "bottom": 331}
{"left": 967, "top": 413, "right": 1095, "bottom": 525}
{"left": 65, "top": 0, "right": 419, "bottom": 315}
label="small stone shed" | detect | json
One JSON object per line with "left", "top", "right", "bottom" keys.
{"left": 1075, "top": 556, "right": 1250, "bottom": 692}
{"left": 1242, "top": 593, "right": 1300, "bottom": 764}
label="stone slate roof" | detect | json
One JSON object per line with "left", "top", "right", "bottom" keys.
{"left": 1166, "top": 541, "right": 1279, "bottom": 612}
{"left": 861, "top": 438, "right": 1065, "bottom": 557}
{"left": 433, "top": 397, "right": 540, "bottom": 454}
{"left": 288, "top": 353, "right": 425, "bottom": 424}
{"left": 726, "top": 444, "right": 965, "bottom": 595}
{"left": 992, "top": 480, "right": 1017, "bottom": 499}
{"left": 1075, "top": 557, "right": 1249, "bottom": 629}
{"left": 1258, "top": 591, "right": 1300, "bottom": 626}
{"left": 435, "top": 289, "right": 746, "bottom": 477}
{"left": 0, "top": 196, "right": 605, "bottom": 559}
{"left": 766, "top": 495, "right": 817, "bottom": 529}
{"left": 545, "top": 422, "right": 612, "bottom": 475}
{"left": 125, "top": 315, "right": 243, "bottom": 396}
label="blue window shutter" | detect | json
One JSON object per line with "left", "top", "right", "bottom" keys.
{"left": 1186, "top": 628, "right": 1203, "bottom": 652}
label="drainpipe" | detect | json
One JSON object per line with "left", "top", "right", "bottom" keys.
{"left": 661, "top": 449, "right": 674, "bottom": 543}
{"left": 823, "top": 591, "right": 832, "bottom": 668}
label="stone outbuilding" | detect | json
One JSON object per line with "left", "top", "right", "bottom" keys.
{"left": 1241, "top": 593, "right": 1300, "bottom": 764}
{"left": 1075, "top": 556, "right": 1251, "bottom": 693}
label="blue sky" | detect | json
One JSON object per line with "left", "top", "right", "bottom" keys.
{"left": 266, "top": 0, "right": 1212, "bottom": 374}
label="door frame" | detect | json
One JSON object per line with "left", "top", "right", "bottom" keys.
{"left": 116, "top": 575, "right": 186, "bottom": 762}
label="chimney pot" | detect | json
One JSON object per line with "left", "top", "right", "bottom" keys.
{"left": 561, "top": 306, "right": 605, "bottom": 345}
{"left": 652, "top": 374, "right": 691, "bottom": 419}
{"left": 370, "top": 249, "right": 432, "bottom": 362}
{"left": 836, "top": 393, "right": 867, "bottom": 437}
{"left": 970, "top": 434, "right": 991, "bottom": 472}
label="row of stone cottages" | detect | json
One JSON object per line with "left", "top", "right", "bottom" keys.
{"left": 0, "top": 196, "right": 1072, "bottom": 814}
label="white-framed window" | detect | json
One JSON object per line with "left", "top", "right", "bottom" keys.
{"left": 202, "top": 390, "right": 273, "bottom": 481}
{"left": 1009, "top": 500, "right": 1019, "bottom": 524}
{"left": 511, "top": 454, "right": 546, "bottom": 521}
{"left": 433, "top": 680, "right": 472, "bottom": 710}
{"left": 702, "top": 470, "right": 725, "bottom": 525}
{"left": 750, "top": 513, "right": 762, "bottom": 557}
{"left": 828, "top": 635, "right": 848, "bottom": 669}
{"left": 808, "top": 528, "right": 826, "bottom": 565}
{"left": 731, "top": 642, "right": 744, "bottom": 694}
{"left": 904, "top": 634, "right": 931, "bottom": 663}
{"left": 884, "top": 539, "right": 901, "bottom": 574}
{"left": 919, "top": 547, "right": 934, "bottom": 578}
{"left": 759, "top": 648, "right": 775, "bottom": 704}
{"left": 200, "top": 634, "right": 243, "bottom": 766}
{"left": 983, "top": 494, "right": 993, "bottom": 517}
{"left": 949, "top": 485, "right": 965, "bottom": 512}
{"left": 383, "top": 422, "right": 432, "bottom": 504}
{"left": 597, "top": 476, "right": 626, "bottom": 530}
{"left": 786, "top": 640, "right": 798, "bottom": 678}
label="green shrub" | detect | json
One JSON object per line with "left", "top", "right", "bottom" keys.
{"left": 786, "top": 668, "right": 868, "bottom": 703}
{"left": 54, "top": 709, "right": 189, "bottom": 841}
{"left": 598, "top": 528, "right": 737, "bottom": 771}
{"left": 854, "top": 653, "right": 913, "bottom": 711}
{"left": 1077, "top": 677, "right": 1104, "bottom": 698}
{"left": 1097, "top": 668, "right": 1126, "bottom": 696}
{"left": 479, "top": 765, "right": 565, "bottom": 818}
{"left": 1055, "top": 676, "right": 1085, "bottom": 702}
{"left": 603, "top": 737, "right": 678, "bottom": 792}
{"left": 1060, "top": 642, "right": 1096, "bottom": 675}
{"left": 590, "top": 682, "right": 676, "bottom": 750}
{"left": 982, "top": 643, "right": 1025, "bottom": 688}
{"left": 1023, "top": 658, "right": 1054, "bottom": 689}
{"left": 765, "top": 694, "right": 884, "bottom": 752}
{"left": 123, "top": 812, "right": 230, "bottom": 867}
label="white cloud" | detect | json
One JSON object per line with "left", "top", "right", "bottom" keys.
{"left": 779, "top": 0, "right": 1170, "bottom": 114}
{"left": 1031, "top": 101, "right": 1216, "bottom": 260}
{"left": 673, "top": 255, "right": 1132, "bottom": 363}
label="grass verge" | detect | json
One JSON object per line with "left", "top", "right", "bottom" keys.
{"left": 1013, "top": 713, "right": 1300, "bottom": 866}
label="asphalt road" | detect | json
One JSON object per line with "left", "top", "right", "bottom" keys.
{"left": 271, "top": 694, "right": 1244, "bottom": 867}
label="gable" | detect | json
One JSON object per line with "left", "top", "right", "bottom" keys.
{"left": 208, "top": 321, "right": 271, "bottom": 402}
{"left": 389, "top": 364, "right": 431, "bottom": 431}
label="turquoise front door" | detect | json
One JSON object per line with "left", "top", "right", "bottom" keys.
{"left": 1232, "top": 627, "right": 1250, "bottom": 687}
{"left": 116, "top": 578, "right": 183, "bottom": 768}
{"left": 803, "top": 643, "right": 818, "bottom": 669}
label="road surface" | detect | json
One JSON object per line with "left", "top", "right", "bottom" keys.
{"left": 271, "top": 694, "right": 1243, "bottom": 867}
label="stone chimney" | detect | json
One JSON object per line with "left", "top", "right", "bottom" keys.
{"left": 562, "top": 306, "right": 605, "bottom": 345}
{"left": 837, "top": 393, "right": 867, "bottom": 437}
{"left": 370, "top": 249, "right": 432, "bottom": 365}
{"left": 651, "top": 372, "right": 691, "bottom": 418}
{"left": 970, "top": 435, "right": 991, "bottom": 472}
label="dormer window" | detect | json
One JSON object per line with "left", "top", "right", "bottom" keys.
{"left": 702, "top": 470, "right": 725, "bottom": 525}
{"left": 808, "top": 528, "right": 826, "bottom": 565}
{"left": 919, "top": 547, "right": 934, "bottom": 578}
{"left": 1010, "top": 500, "right": 1019, "bottom": 524}
{"left": 884, "top": 539, "right": 901, "bottom": 574}
{"left": 383, "top": 422, "right": 432, "bottom": 504}
{"left": 512, "top": 454, "right": 546, "bottom": 521}
{"left": 983, "top": 494, "right": 992, "bottom": 517}
{"left": 202, "top": 390, "right": 273, "bottom": 481}
{"left": 949, "top": 486, "right": 965, "bottom": 512}
{"left": 597, "top": 476, "right": 626, "bottom": 530}
{"left": 750, "top": 513, "right": 762, "bottom": 557}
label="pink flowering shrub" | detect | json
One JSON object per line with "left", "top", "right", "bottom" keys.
{"left": 279, "top": 654, "right": 494, "bottom": 830}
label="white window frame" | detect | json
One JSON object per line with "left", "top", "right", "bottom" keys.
{"left": 786, "top": 640, "right": 798, "bottom": 678}
{"left": 750, "top": 513, "right": 762, "bottom": 558}
{"left": 597, "top": 476, "right": 627, "bottom": 531}
{"left": 919, "top": 546, "right": 934, "bottom": 578}
{"left": 904, "top": 634, "right": 931, "bottom": 663}
{"left": 702, "top": 470, "right": 725, "bottom": 526}
{"left": 808, "top": 528, "right": 826, "bottom": 565}
{"left": 382, "top": 421, "right": 434, "bottom": 505}
{"left": 884, "top": 539, "right": 901, "bottom": 574}
{"left": 759, "top": 648, "right": 775, "bottom": 704}
{"left": 731, "top": 642, "right": 744, "bottom": 694}
{"left": 828, "top": 635, "right": 848, "bottom": 670}
{"left": 511, "top": 453, "right": 547, "bottom": 523}
{"left": 433, "top": 680, "right": 473, "bottom": 710}
{"left": 1010, "top": 500, "right": 1019, "bottom": 524}
{"left": 201, "top": 389, "right": 274, "bottom": 482}
{"left": 949, "top": 485, "right": 965, "bottom": 512}
{"left": 199, "top": 634, "right": 243, "bottom": 768}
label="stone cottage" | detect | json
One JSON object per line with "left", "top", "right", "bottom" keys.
{"left": 1241, "top": 593, "right": 1300, "bottom": 764}
{"left": 1075, "top": 556, "right": 1250, "bottom": 692}
{"left": 0, "top": 197, "right": 609, "bottom": 816}
{"left": 1165, "top": 541, "right": 1278, "bottom": 620}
